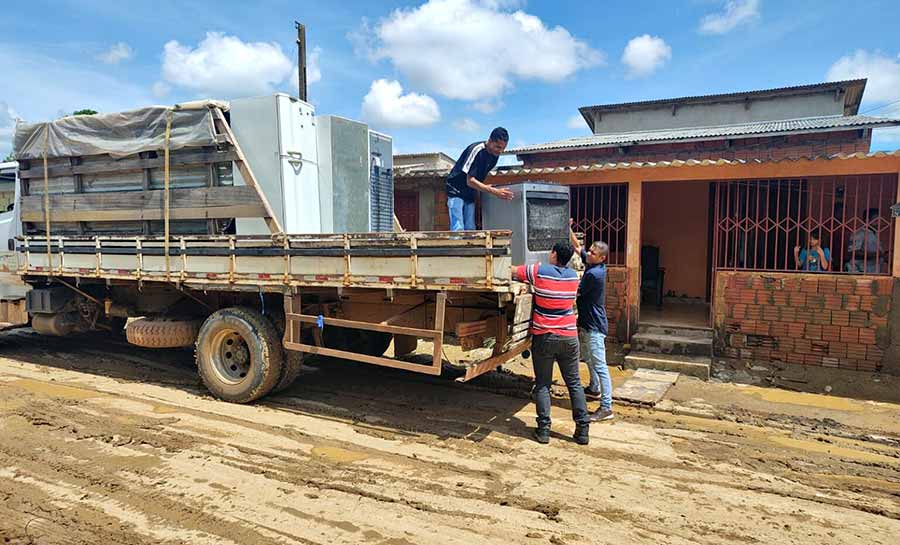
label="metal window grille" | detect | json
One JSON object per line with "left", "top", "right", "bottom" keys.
{"left": 712, "top": 175, "right": 897, "bottom": 275}
{"left": 570, "top": 183, "right": 628, "bottom": 267}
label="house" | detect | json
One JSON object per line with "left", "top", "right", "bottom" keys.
{"left": 392, "top": 153, "right": 455, "bottom": 231}
{"left": 492, "top": 79, "right": 900, "bottom": 374}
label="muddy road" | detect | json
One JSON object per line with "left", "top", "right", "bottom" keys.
{"left": 0, "top": 329, "right": 898, "bottom": 544}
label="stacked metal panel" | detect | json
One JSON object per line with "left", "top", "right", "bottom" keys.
{"left": 317, "top": 116, "right": 394, "bottom": 233}
{"left": 368, "top": 131, "right": 394, "bottom": 233}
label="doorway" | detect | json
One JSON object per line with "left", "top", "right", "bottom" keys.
{"left": 640, "top": 180, "right": 711, "bottom": 328}
{"left": 394, "top": 190, "right": 419, "bottom": 231}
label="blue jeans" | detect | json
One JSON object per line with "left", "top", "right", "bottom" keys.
{"left": 448, "top": 197, "right": 476, "bottom": 231}
{"left": 579, "top": 328, "right": 612, "bottom": 411}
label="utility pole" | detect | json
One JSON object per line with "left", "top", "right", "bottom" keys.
{"left": 295, "top": 21, "right": 307, "bottom": 102}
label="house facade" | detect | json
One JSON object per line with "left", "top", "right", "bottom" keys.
{"left": 495, "top": 79, "right": 900, "bottom": 373}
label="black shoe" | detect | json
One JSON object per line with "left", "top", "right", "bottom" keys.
{"left": 589, "top": 408, "right": 614, "bottom": 422}
{"left": 533, "top": 427, "right": 550, "bottom": 444}
{"left": 583, "top": 387, "right": 601, "bottom": 400}
{"left": 573, "top": 424, "right": 590, "bottom": 445}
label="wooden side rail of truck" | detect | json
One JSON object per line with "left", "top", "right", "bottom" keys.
{"left": 14, "top": 230, "right": 533, "bottom": 403}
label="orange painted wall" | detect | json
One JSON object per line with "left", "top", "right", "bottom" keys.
{"left": 641, "top": 181, "right": 710, "bottom": 299}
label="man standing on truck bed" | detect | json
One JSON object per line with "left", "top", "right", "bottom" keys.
{"left": 445, "top": 127, "right": 514, "bottom": 231}
{"left": 513, "top": 242, "right": 590, "bottom": 445}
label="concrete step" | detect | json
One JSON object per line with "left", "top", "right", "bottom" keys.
{"left": 636, "top": 323, "right": 713, "bottom": 340}
{"left": 631, "top": 332, "right": 713, "bottom": 357}
{"left": 624, "top": 352, "right": 711, "bottom": 381}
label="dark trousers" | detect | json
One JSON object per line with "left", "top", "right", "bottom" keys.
{"left": 532, "top": 333, "right": 589, "bottom": 428}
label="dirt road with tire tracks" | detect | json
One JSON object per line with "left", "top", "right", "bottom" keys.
{"left": 0, "top": 329, "right": 898, "bottom": 544}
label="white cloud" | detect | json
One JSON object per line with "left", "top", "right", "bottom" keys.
{"left": 622, "top": 35, "right": 671, "bottom": 78}
{"left": 825, "top": 51, "right": 900, "bottom": 150}
{"left": 472, "top": 99, "right": 504, "bottom": 114}
{"left": 0, "top": 44, "right": 154, "bottom": 158}
{"left": 826, "top": 50, "right": 900, "bottom": 103}
{"left": 566, "top": 114, "right": 586, "bottom": 130}
{"left": 290, "top": 46, "right": 323, "bottom": 90}
{"left": 0, "top": 102, "right": 16, "bottom": 158}
{"left": 699, "top": 0, "right": 760, "bottom": 35}
{"left": 361, "top": 79, "right": 440, "bottom": 128}
{"left": 151, "top": 81, "right": 171, "bottom": 99}
{"left": 356, "top": 0, "right": 603, "bottom": 101}
{"left": 97, "top": 42, "right": 134, "bottom": 64}
{"left": 453, "top": 118, "right": 480, "bottom": 132}
{"left": 162, "top": 32, "right": 293, "bottom": 97}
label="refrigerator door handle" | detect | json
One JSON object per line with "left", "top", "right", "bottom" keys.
{"left": 282, "top": 151, "right": 304, "bottom": 164}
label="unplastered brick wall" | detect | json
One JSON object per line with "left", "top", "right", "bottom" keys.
{"left": 606, "top": 267, "right": 628, "bottom": 341}
{"left": 521, "top": 130, "right": 871, "bottom": 168}
{"left": 714, "top": 272, "right": 894, "bottom": 371}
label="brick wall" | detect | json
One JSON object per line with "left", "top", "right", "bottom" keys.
{"left": 607, "top": 267, "right": 628, "bottom": 341}
{"left": 521, "top": 129, "right": 871, "bottom": 168}
{"left": 714, "top": 271, "right": 894, "bottom": 371}
{"left": 434, "top": 187, "right": 450, "bottom": 231}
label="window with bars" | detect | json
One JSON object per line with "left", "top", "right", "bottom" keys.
{"left": 570, "top": 183, "right": 628, "bottom": 267}
{"left": 712, "top": 175, "right": 897, "bottom": 275}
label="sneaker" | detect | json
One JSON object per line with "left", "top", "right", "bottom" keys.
{"left": 573, "top": 424, "right": 590, "bottom": 445}
{"left": 583, "top": 387, "right": 601, "bottom": 400}
{"left": 589, "top": 408, "right": 614, "bottom": 422}
{"left": 533, "top": 427, "right": 550, "bottom": 444}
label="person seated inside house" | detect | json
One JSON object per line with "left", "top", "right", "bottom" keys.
{"left": 794, "top": 230, "right": 830, "bottom": 272}
{"left": 845, "top": 208, "right": 886, "bottom": 273}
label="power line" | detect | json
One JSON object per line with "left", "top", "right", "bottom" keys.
{"left": 860, "top": 98, "right": 900, "bottom": 115}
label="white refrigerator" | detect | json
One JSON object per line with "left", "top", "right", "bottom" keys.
{"left": 230, "top": 94, "right": 321, "bottom": 235}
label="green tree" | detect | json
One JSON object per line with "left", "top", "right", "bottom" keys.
{"left": 3, "top": 152, "right": 14, "bottom": 162}
{"left": 73, "top": 109, "right": 98, "bottom": 116}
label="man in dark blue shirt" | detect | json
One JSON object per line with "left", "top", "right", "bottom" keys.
{"left": 570, "top": 221, "right": 614, "bottom": 421}
{"left": 445, "top": 127, "right": 513, "bottom": 231}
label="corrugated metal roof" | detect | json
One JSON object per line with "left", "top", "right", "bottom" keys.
{"left": 578, "top": 79, "right": 866, "bottom": 113}
{"left": 508, "top": 115, "right": 900, "bottom": 155}
{"left": 394, "top": 149, "right": 900, "bottom": 179}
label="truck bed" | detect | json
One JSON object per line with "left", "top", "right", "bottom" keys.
{"left": 15, "top": 230, "right": 513, "bottom": 293}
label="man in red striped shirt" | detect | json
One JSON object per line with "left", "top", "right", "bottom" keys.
{"left": 513, "top": 242, "right": 590, "bottom": 445}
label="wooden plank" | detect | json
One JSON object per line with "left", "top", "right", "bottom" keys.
{"left": 20, "top": 186, "right": 266, "bottom": 222}
{"left": 894, "top": 170, "right": 900, "bottom": 277}
{"left": 460, "top": 339, "right": 531, "bottom": 382}
{"left": 510, "top": 330, "right": 530, "bottom": 344}
{"left": 18, "top": 149, "right": 238, "bottom": 179}
{"left": 511, "top": 321, "right": 531, "bottom": 334}
{"left": 491, "top": 154, "right": 900, "bottom": 186}
{"left": 286, "top": 342, "right": 443, "bottom": 375}
{"left": 212, "top": 108, "right": 282, "bottom": 234}
{"left": 432, "top": 292, "right": 447, "bottom": 372}
{"left": 513, "top": 294, "right": 532, "bottom": 324}
{"left": 286, "top": 312, "right": 438, "bottom": 338}
{"left": 455, "top": 319, "right": 488, "bottom": 337}
{"left": 626, "top": 179, "right": 642, "bottom": 332}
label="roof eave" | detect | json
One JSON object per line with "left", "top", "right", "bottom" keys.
{"left": 578, "top": 79, "right": 868, "bottom": 116}
{"left": 510, "top": 120, "right": 899, "bottom": 157}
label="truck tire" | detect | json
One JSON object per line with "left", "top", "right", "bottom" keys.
{"left": 126, "top": 318, "right": 200, "bottom": 348}
{"left": 105, "top": 317, "right": 127, "bottom": 337}
{"left": 273, "top": 351, "right": 304, "bottom": 393}
{"left": 322, "top": 327, "right": 392, "bottom": 357}
{"left": 264, "top": 311, "right": 304, "bottom": 393}
{"left": 196, "top": 307, "right": 284, "bottom": 403}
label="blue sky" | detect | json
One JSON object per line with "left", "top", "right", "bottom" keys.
{"left": 3, "top": 0, "right": 900, "bottom": 161}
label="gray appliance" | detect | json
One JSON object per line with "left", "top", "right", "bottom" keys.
{"left": 229, "top": 94, "right": 321, "bottom": 235}
{"left": 317, "top": 116, "right": 394, "bottom": 233}
{"left": 482, "top": 182, "right": 571, "bottom": 266}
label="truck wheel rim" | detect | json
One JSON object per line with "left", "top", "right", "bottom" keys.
{"left": 211, "top": 329, "right": 251, "bottom": 384}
